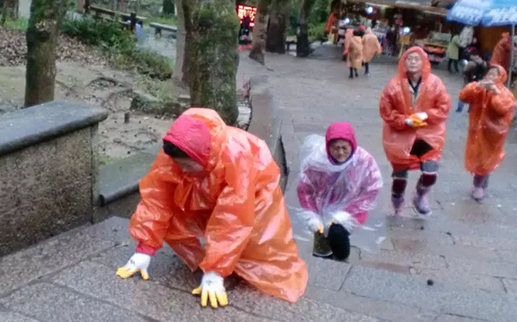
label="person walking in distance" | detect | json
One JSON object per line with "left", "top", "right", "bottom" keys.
{"left": 348, "top": 30, "right": 363, "bottom": 79}
{"left": 379, "top": 46, "right": 451, "bottom": 216}
{"left": 362, "top": 27, "right": 382, "bottom": 76}
{"left": 447, "top": 33, "right": 461, "bottom": 74}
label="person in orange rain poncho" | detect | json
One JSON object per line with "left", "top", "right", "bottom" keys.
{"left": 362, "top": 27, "right": 382, "bottom": 76}
{"left": 459, "top": 64, "right": 516, "bottom": 201}
{"left": 343, "top": 28, "right": 354, "bottom": 59}
{"left": 380, "top": 46, "right": 451, "bottom": 216}
{"left": 324, "top": 11, "right": 338, "bottom": 43}
{"left": 116, "top": 108, "right": 308, "bottom": 308}
{"left": 490, "top": 32, "right": 512, "bottom": 71}
{"left": 348, "top": 30, "right": 364, "bottom": 79}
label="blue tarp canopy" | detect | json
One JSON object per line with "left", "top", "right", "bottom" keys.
{"left": 447, "top": 0, "right": 517, "bottom": 26}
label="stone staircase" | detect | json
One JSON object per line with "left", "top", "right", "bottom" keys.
{"left": 1, "top": 215, "right": 517, "bottom": 322}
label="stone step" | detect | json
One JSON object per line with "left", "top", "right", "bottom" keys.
{"left": 2, "top": 216, "right": 517, "bottom": 322}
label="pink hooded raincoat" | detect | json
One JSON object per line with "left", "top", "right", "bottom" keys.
{"left": 297, "top": 123, "right": 383, "bottom": 226}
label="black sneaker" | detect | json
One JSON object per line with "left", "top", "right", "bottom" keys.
{"left": 312, "top": 253, "right": 334, "bottom": 260}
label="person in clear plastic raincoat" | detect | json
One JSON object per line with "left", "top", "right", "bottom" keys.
{"left": 297, "top": 122, "right": 383, "bottom": 261}
{"left": 380, "top": 46, "right": 451, "bottom": 216}
{"left": 116, "top": 108, "right": 308, "bottom": 308}
{"left": 459, "top": 64, "right": 516, "bottom": 201}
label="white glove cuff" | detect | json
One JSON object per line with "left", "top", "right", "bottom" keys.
{"left": 415, "top": 112, "right": 428, "bottom": 121}
{"left": 330, "top": 211, "right": 358, "bottom": 233}
{"left": 202, "top": 271, "right": 225, "bottom": 290}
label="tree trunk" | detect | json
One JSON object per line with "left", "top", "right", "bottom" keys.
{"left": 296, "top": 0, "right": 315, "bottom": 57}
{"left": 24, "top": 0, "right": 67, "bottom": 107}
{"left": 265, "top": 0, "right": 289, "bottom": 54}
{"left": 174, "top": 0, "right": 186, "bottom": 82}
{"left": 163, "top": 0, "right": 175, "bottom": 15}
{"left": 248, "top": 0, "right": 270, "bottom": 65}
{"left": 1, "top": 0, "right": 19, "bottom": 25}
{"left": 185, "top": 0, "right": 240, "bottom": 124}
{"left": 174, "top": 0, "right": 193, "bottom": 85}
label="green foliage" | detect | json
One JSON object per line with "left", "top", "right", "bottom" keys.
{"left": 289, "top": 0, "right": 330, "bottom": 40}
{"left": 147, "top": 15, "right": 177, "bottom": 26}
{"left": 3, "top": 17, "right": 29, "bottom": 31}
{"left": 60, "top": 17, "right": 173, "bottom": 80}
{"left": 308, "top": 21, "right": 326, "bottom": 41}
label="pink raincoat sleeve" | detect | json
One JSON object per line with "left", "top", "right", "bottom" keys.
{"left": 344, "top": 151, "right": 383, "bottom": 224}
{"left": 296, "top": 169, "right": 318, "bottom": 212}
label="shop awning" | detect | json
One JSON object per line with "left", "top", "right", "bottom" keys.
{"left": 349, "top": 0, "right": 454, "bottom": 16}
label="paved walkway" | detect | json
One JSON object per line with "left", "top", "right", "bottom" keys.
{"left": 1, "top": 45, "right": 517, "bottom": 322}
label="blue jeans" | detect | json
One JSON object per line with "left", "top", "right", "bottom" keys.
{"left": 456, "top": 100, "right": 466, "bottom": 112}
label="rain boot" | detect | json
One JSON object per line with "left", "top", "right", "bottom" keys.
{"left": 391, "top": 178, "right": 407, "bottom": 216}
{"left": 472, "top": 175, "right": 488, "bottom": 201}
{"left": 391, "top": 196, "right": 405, "bottom": 216}
{"left": 413, "top": 173, "right": 436, "bottom": 215}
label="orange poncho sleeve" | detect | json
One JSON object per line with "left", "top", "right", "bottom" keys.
{"left": 129, "top": 153, "right": 178, "bottom": 251}
{"left": 490, "top": 90, "right": 516, "bottom": 115}
{"left": 459, "top": 82, "right": 481, "bottom": 103}
{"left": 380, "top": 82, "right": 407, "bottom": 131}
{"left": 199, "top": 154, "right": 256, "bottom": 277}
{"left": 426, "top": 78, "right": 451, "bottom": 125}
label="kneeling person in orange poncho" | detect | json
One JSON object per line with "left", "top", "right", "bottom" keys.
{"left": 459, "top": 64, "right": 516, "bottom": 201}
{"left": 116, "top": 108, "right": 308, "bottom": 308}
{"left": 380, "top": 47, "right": 451, "bottom": 216}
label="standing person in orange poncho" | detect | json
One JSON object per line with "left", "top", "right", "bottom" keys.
{"left": 459, "top": 65, "right": 516, "bottom": 201}
{"left": 362, "top": 27, "right": 382, "bottom": 76}
{"left": 348, "top": 30, "right": 363, "bottom": 79}
{"left": 115, "top": 108, "right": 308, "bottom": 308}
{"left": 343, "top": 28, "right": 354, "bottom": 60}
{"left": 380, "top": 47, "right": 451, "bottom": 216}
{"left": 325, "top": 11, "right": 338, "bottom": 44}
{"left": 490, "top": 32, "right": 512, "bottom": 72}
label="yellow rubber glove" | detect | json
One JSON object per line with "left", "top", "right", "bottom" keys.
{"left": 409, "top": 113, "right": 428, "bottom": 127}
{"left": 192, "top": 271, "right": 228, "bottom": 308}
{"left": 116, "top": 253, "right": 151, "bottom": 280}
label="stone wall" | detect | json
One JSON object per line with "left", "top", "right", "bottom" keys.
{"left": 0, "top": 101, "right": 108, "bottom": 256}
{"left": 248, "top": 76, "right": 289, "bottom": 192}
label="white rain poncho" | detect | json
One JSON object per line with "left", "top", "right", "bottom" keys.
{"left": 295, "top": 122, "right": 384, "bottom": 251}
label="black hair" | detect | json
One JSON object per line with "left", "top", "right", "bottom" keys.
{"left": 353, "top": 30, "right": 362, "bottom": 37}
{"left": 163, "top": 140, "right": 190, "bottom": 158}
{"left": 468, "top": 49, "right": 479, "bottom": 57}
